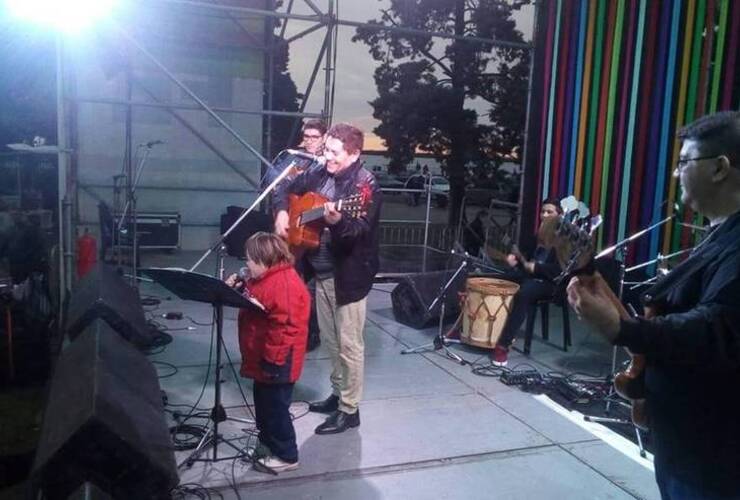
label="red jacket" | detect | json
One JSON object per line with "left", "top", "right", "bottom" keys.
{"left": 237, "top": 263, "right": 310, "bottom": 383}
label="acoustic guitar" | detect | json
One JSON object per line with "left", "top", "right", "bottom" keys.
{"left": 543, "top": 210, "right": 649, "bottom": 429}
{"left": 286, "top": 192, "right": 366, "bottom": 251}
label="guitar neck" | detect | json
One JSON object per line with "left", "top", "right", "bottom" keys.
{"left": 300, "top": 198, "right": 343, "bottom": 225}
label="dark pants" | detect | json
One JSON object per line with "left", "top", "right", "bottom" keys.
{"left": 497, "top": 278, "right": 555, "bottom": 348}
{"left": 654, "top": 456, "right": 734, "bottom": 500}
{"left": 253, "top": 381, "right": 298, "bottom": 463}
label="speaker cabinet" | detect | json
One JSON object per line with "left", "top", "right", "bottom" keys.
{"left": 32, "top": 320, "right": 178, "bottom": 499}
{"left": 220, "top": 207, "right": 273, "bottom": 257}
{"left": 391, "top": 269, "right": 468, "bottom": 328}
{"left": 65, "top": 263, "right": 153, "bottom": 349}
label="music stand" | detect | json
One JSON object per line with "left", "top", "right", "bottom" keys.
{"left": 141, "top": 267, "right": 264, "bottom": 466}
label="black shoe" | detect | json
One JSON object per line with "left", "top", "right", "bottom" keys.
{"left": 314, "top": 410, "right": 360, "bottom": 435}
{"left": 308, "top": 394, "right": 339, "bottom": 414}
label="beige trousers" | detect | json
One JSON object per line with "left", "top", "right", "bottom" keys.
{"left": 315, "top": 277, "right": 367, "bottom": 414}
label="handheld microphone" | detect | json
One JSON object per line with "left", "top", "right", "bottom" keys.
{"left": 238, "top": 267, "right": 250, "bottom": 280}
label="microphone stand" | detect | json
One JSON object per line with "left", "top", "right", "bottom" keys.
{"left": 401, "top": 258, "right": 468, "bottom": 364}
{"left": 117, "top": 143, "right": 156, "bottom": 286}
{"left": 582, "top": 214, "right": 675, "bottom": 458}
{"left": 189, "top": 152, "right": 306, "bottom": 274}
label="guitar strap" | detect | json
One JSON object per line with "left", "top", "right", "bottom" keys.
{"left": 643, "top": 211, "right": 740, "bottom": 305}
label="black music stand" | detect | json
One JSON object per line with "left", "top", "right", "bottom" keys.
{"left": 142, "top": 267, "right": 264, "bottom": 466}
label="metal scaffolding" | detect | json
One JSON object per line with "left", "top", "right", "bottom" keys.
{"left": 56, "top": 0, "right": 534, "bottom": 315}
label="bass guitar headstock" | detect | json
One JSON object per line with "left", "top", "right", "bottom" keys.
{"left": 540, "top": 196, "right": 603, "bottom": 283}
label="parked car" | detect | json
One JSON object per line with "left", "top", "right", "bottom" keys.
{"left": 404, "top": 174, "right": 449, "bottom": 207}
{"left": 375, "top": 172, "right": 405, "bottom": 191}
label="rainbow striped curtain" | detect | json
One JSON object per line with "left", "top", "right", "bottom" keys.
{"left": 525, "top": 0, "right": 740, "bottom": 265}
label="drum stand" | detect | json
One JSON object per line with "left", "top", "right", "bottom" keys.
{"left": 401, "top": 260, "right": 468, "bottom": 365}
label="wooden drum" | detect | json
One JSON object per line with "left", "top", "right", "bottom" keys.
{"left": 460, "top": 278, "right": 519, "bottom": 349}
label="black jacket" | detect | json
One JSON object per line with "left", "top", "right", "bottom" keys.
{"left": 616, "top": 210, "right": 740, "bottom": 494}
{"left": 273, "top": 159, "right": 382, "bottom": 306}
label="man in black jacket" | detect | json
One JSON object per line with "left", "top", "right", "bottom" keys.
{"left": 491, "top": 199, "right": 563, "bottom": 367}
{"left": 568, "top": 111, "right": 740, "bottom": 499}
{"left": 273, "top": 123, "right": 381, "bottom": 434}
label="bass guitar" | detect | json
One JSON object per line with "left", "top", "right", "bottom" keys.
{"left": 542, "top": 208, "right": 649, "bottom": 429}
{"left": 286, "top": 192, "right": 366, "bottom": 251}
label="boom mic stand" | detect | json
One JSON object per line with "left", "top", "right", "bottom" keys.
{"left": 583, "top": 214, "right": 675, "bottom": 457}
{"left": 165, "top": 151, "right": 319, "bottom": 466}
{"left": 400, "top": 251, "right": 502, "bottom": 363}
{"left": 400, "top": 258, "right": 468, "bottom": 364}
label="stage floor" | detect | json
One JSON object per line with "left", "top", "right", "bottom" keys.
{"left": 141, "top": 250, "right": 660, "bottom": 500}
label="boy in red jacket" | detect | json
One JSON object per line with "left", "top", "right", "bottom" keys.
{"left": 227, "top": 232, "right": 310, "bottom": 473}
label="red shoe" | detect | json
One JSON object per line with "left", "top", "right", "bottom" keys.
{"left": 491, "top": 345, "right": 508, "bottom": 367}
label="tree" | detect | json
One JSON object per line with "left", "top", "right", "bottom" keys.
{"left": 264, "top": 32, "right": 301, "bottom": 158}
{"left": 354, "top": 0, "right": 530, "bottom": 225}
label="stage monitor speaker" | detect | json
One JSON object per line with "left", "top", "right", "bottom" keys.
{"left": 220, "top": 206, "right": 273, "bottom": 257}
{"left": 65, "top": 263, "right": 153, "bottom": 349}
{"left": 391, "top": 269, "right": 468, "bottom": 329}
{"left": 32, "top": 319, "right": 178, "bottom": 499}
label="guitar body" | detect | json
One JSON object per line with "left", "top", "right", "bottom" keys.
{"left": 287, "top": 192, "right": 327, "bottom": 250}
{"left": 613, "top": 305, "right": 656, "bottom": 431}
{"left": 286, "top": 191, "right": 366, "bottom": 253}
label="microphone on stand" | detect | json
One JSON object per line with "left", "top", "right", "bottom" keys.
{"left": 286, "top": 149, "right": 326, "bottom": 165}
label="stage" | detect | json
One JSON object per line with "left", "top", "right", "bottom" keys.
{"left": 142, "top": 250, "right": 660, "bottom": 500}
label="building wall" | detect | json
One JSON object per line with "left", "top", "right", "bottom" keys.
{"left": 522, "top": 0, "right": 740, "bottom": 264}
{"left": 71, "top": 3, "right": 267, "bottom": 251}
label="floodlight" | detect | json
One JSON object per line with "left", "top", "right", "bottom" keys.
{"left": 4, "top": 0, "right": 118, "bottom": 34}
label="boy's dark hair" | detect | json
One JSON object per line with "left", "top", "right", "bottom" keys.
{"left": 542, "top": 197, "right": 563, "bottom": 214}
{"left": 245, "top": 232, "right": 294, "bottom": 267}
{"left": 678, "top": 111, "right": 740, "bottom": 167}
{"left": 326, "top": 123, "right": 364, "bottom": 154}
{"left": 302, "top": 119, "right": 327, "bottom": 135}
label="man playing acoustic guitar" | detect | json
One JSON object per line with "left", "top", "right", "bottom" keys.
{"left": 568, "top": 111, "right": 740, "bottom": 499}
{"left": 273, "top": 123, "right": 382, "bottom": 435}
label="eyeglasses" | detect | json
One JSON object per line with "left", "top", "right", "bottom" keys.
{"left": 674, "top": 155, "right": 718, "bottom": 173}
{"left": 302, "top": 133, "right": 322, "bottom": 140}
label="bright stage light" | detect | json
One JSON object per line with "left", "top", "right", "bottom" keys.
{"left": 4, "top": 0, "right": 119, "bottom": 34}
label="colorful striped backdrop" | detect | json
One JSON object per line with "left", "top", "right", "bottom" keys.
{"left": 524, "top": 0, "right": 740, "bottom": 265}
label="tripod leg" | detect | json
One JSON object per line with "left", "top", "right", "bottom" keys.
{"left": 634, "top": 427, "right": 646, "bottom": 458}
{"left": 179, "top": 419, "right": 215, "bottom": 469}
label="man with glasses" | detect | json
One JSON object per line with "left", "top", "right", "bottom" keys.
{"left": 299, "top": 119, "right": 326, "bottom": 156}
{"left": 568, "top": 111, "right": 740, "bottom": 499}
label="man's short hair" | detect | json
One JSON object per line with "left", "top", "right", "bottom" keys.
{"left": 677, "top": 111, "right": 740, "bottom": 167}
{"left": 326, "top": 123, "right": 364, "bottom": 154}
{"left": 542, "top": 197, "right": 563, "bottom": 214}
{"left": 302, "top": 119, "right": 327, "bottom": 135}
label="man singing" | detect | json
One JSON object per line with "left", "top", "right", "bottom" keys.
{"left": 273, "top": 123, "right": 382, "bottom": 434}
{"left": 568, "top": 111, "right": 740, "bottom": 499}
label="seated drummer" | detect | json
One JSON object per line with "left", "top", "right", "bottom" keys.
{"left": 491, "top": 198, "right": 563, "bottom": 366}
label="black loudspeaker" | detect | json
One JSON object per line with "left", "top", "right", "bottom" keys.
{"left": 220, "top": 207, "right": 273, "bottom": 257}
{"left": 32, "top": 320, "right": 178, "bottom": 499}
{"left": 391, "top": 269, "right": 468, "bottom": 329}
{"left": 65, "top": 263, "right": 153, "bottom": 349}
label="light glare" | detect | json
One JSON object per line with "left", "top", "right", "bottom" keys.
{"left": 5, "top": 0, "right": 118, "bottom": 34}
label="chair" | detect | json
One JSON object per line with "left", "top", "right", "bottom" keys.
{"left": 522, "top": 283, "right": 572, "bottom": 355}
